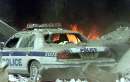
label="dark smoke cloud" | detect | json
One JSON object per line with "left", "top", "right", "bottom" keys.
{"left": 0, "top": 0, "right": 130, "bottom": 31}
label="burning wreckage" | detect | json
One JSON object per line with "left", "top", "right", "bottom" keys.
{"left": 0, "top": 21, "right": 130, "bottom": 82}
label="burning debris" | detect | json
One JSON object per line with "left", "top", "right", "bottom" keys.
{"left": 70, "top": 24, "right": 83, "bottom": 33}
{"left": 87, "top": 25, "right": 100, "bottom": 40}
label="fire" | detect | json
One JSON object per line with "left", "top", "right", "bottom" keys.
{"left": 87, "top": 25, "right": 100, "bottom": 40}
{"left": 70, "top": 24, "right": 84, "bottom": 34}
{"left": 70, "top": 24, "right": 79, "bottom": 32}
{"left": 67, "top": 34, "right": 80, "bottom": 44}
{"left": 69, "top": 24, "right": 100, "bottom": 40}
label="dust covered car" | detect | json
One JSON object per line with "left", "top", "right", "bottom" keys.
{"left": 0, "top": 23, "right": 116, "bottom": 79}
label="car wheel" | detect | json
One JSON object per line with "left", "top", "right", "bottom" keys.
{"left": 29, "top": 60, "right": 41, "bottom": 81}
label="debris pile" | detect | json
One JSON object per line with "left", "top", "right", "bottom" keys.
{"left": 0, "top": 62, "right": 8, "bottom": 82}
{"left": 8, "top": 63, "right": 130, "bottom": 82}
{"left": 82, "top": 64, "right": 118, "bottom": 82}
{"left": 9, "top": 74, "right": 28, "bottom": 82}
{"left": 55, "top": 78, "right": 88, "bottom": 82}
{"left": 8, "top": 74, "right": 130, "bottom": 82}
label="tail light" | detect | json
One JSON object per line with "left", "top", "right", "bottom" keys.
{"left": 57, "top": 51, "right": 70, "bottom": 59}
{"left": 98, "top": 48, "right": 113, "bottom": 58}
{"left": 105, "top": 48, "right": 113, "bottom": 58}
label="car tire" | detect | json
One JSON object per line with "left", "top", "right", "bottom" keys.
{"left": 29, "top": 60, "right": 41, "bottom": 81}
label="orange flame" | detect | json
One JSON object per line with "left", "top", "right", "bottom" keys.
{"left": 69, "top": 24, "right": 100, "bottom": 40}
{"left": 87, "top": 25, "right": 100, "bottom": 40}
{"left": 70, "top": 24, "right": 79, "bottom": 32}
{"left": 70, "top": 24, "right": 84, "bottom": 34}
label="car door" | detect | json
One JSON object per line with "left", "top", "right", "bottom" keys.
{"left": 2, "top": 34, "right": 35, "bottom": 74}
{"left": 1, "top": 35, "right": 21, "bottom": 71}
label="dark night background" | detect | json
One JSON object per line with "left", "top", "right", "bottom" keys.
{"left": 1, "top": 0, "right": 130, "bottom": 34}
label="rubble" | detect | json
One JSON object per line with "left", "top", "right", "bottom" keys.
{"left": 82, "top": 63, "right": 118, "bottom": 82}
{"left": 9, "top": 74, "right": 28, "bottom": 82}
{"left": 8, "top": 74, "right": 89, "bottom": 82}
{"left": 0, "top": 68, "right": 8, "bottom": 82}
{"left": 39, "top": 68, "right": 85, "bottom": 81}
{"left": 0, "top": 63, "right": 8, "bottom": 82}
{"left": 8, "top": 63, "right": 130, "bottom": 82}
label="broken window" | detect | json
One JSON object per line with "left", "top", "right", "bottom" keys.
{"left": 5, "top": 37, "right": 19, "bottom": 48}
{"left": 44, "top": 33, "right": 87, "bottom": 44}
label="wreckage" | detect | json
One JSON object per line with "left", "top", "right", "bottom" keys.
{"left": 1, "top": 21, "right": 130, "bottom": 82}
{"left": 0, "top": 23, "right": 117, "bottom": 81}
{"left": 99, "top": 26, "right": 130, "bottom": 80}
{"left": 100, "top": 26, "right": 130, "bottom": 61}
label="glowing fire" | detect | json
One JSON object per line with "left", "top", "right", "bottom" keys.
{"left": 70, "top": 24, "right": 100, "bottom": 40}
{"left": 67, "top": 34, "right": 80, "bottom": 44}
{"left": 87, "top": 25, "right": 100, "bottom": 40}
{"left": 70, "top": 24, "right": 79, "bottom": 32}
{"left": 70, "top": 24, "right": 84, "bottom": 34}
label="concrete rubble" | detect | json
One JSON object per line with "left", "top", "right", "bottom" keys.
{"left": 9, "top": 74, "right": 28, "bottom": 82}
{"left": 37, "top": 63, "right": 119, "bottom": 82}
{"left": 82, "top": 63, "right": 118, "bottom": 82}
{"left": 0, "top": 62, "right": 8, "bottom": 82}
{"left": 8, "top": 75, "right": 130, "bottom": 82}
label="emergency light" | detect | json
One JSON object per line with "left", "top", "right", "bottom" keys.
{"left": 26, "top": 23, "right": 62, "bottom": 30}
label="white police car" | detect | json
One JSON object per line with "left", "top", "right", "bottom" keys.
{"left": 0, "top": 23, "right": 116, "bottom": 79}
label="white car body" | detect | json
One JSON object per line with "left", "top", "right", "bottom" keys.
{"left": 0, "top": 24, "right": 116, "bottom": 75}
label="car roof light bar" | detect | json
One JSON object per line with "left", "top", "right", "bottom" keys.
{"left": 26, "top": 23, "right": 62, "bottom": 30}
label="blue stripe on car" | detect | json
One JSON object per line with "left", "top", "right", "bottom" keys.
{"left": 0, "top": 51, "right": 56, "bottom": 57}
{"left": 0, "top": 52, "right": 9, "bottom": 56}
{"left": 11, "top": 52, "right": 26, "bottom": 56}
{"left": 28, "top": 52, "right": 46, "bottom": 56}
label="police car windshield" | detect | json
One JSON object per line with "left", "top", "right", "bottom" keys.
{"left": 44, "top": 33, "right": 87, "bottom": 44}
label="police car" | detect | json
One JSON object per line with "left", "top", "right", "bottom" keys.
{"left": 0, "top": 23, "right": 116, "bottom": 78}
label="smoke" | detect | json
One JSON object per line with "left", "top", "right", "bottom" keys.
{"left": 0, "top": 0, "right": 130, "bottom": 31}
{"left": 0, "top": 0, "right": 14, "bottom": 24}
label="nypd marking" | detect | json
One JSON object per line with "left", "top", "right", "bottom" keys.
{"left": 80, "top": 48, "right": 97, "bottom": 53}
{"left": 0, "top": 51, "right": 56, "bottom": 67}
{"left": 2, "top": 58, "right": 22, "bottom": 66}
{"left": 70, "top": 47, "right": 97, "bottom": 53}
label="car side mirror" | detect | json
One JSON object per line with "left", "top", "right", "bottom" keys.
{"left": 0, "top": 42, "right": 4, "bottom": 50}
